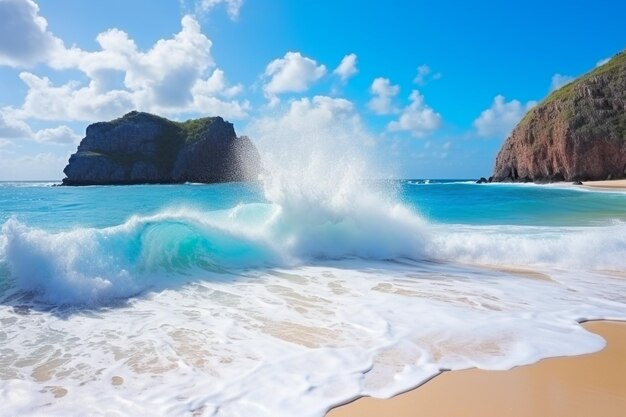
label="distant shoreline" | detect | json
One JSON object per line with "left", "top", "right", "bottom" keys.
{"left": 581, "top": 179, "right": 626, "bottom": 190}
{"left": 1, "top": 178, "right": 626, "bottom": 190}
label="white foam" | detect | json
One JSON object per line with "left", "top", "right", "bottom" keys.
{"left": 429, "top": 222, "right": 626, "bottom": 270}
{"left": 0, "top": 259, "right": 623, "bottom": 417}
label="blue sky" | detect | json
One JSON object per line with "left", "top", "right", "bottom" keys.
{"left": 0, "top": 0, "right": 624, "bottom": 180}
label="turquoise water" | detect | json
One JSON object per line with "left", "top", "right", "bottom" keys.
{"left": 2, "top": 180, "right": 624, "bottom": 230}
{"left": 0, "top": 180, "right": 625, "bottom": 417}
{"left": 403, "top": 180, "right": 626, "bottom": 225}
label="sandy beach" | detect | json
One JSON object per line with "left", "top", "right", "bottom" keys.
{"left": 327, "top": 321, "right": 626, "bottom": 417}
{"left": 582, "top": 179, "right": 626, "bottom": 190}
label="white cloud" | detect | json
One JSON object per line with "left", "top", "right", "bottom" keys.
{"left": 247, "top": 95, "right": 375, "bottom": 160}
{"left": 413, "top": 64, "right": 442, "bottom": 85}
{"left": 413, "top": 65, "right": 431, "bottom": 85}
{"left": 251, "top": 95, "right": 358, "bottom": 135}
{"left": 15, "top": 71, "right": 136, "bottom": 121}
{"left": 1, "top": 108, "right": 81, "bottom": 145}
{"left": 0, "top": 151, "right": 67, "bottom": 180}
{"left": 263, "top": 52, "right": 327, "bottom": 100}
{"left": 333, "top": 53, "right": 358, "bottom": 82}
{"left": 0, "top": 0, "right": 67, "bottom": 68}
{"left": 473, "top": 95, "right": 536, "bottom": 137}
{"left": 387, "top": 90, "right": 442, "bottom": 138}
{"left": 550, "top": 73, "right": 575, "bottom": 92}
{"left": 76, "top": 15, "right": 214, "bottom": 109}
{"left": 0, "top": 138, "right": 13, "bottom": 148}
{"left": 9, "top": 15, "right": 248, "bottom": 121}
{"left": 0, "top": 110, "right": 32, "bottom": 138}
{"left": 194, "top": 0, "right": 243, "bottom": 20}
{"left": 596, "top": 57, "right": 610, "bottom": 67}
{"left": 33, "top": 125, "right": 81, "bottom": 144}
{"left": 368, "top": 77, "right": 399, "bottom": 115}
{"left": 193, "top": 68, "right": 243, "bottom": 98}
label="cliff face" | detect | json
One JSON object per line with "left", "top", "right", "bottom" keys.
{"left": 62, "top": 111, "right": 261, "bottom": 185}
{"left": 493, "top": 51, "right": 626, "bottom": 182}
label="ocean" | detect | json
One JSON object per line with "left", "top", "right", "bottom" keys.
{"left": 1, "top": 179, "right": 626, "bottom": 416}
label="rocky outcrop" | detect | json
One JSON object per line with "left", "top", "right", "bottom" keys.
{"left": 62, "top": 111, "right": 261, "bottom": 185}
{"left": 493, "top": 51, "right": 626, "bottom": 182}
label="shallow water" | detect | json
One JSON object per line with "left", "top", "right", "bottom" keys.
{"left": 1, "top": 180, "right": 625, "bottom": 416}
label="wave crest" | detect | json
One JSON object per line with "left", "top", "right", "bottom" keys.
{"left": 0, "top": 198, "right": 429, "bottom": 305}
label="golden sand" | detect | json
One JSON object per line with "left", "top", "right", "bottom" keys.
{"left": 327, "top": 321, "right": 626, "bottom": 417}
{"left": 582, "top": 179, "right": 626, "bottom": 190}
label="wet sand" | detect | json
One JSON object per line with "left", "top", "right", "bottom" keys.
{"left": 327, "top": 321, "right": 626, "bottom": 417}
{"left": 582, "top": 179, "right": 626, "bottom": 190}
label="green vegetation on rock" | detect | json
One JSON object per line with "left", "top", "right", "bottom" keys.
{"left": 493, "top": 48, "right": 626, "bottom": 182}
{"left": 520, "top": 51, "right": 626, "bottom": 128}
{"left": 63, "top": 111, "right": 261, "bottom": 185}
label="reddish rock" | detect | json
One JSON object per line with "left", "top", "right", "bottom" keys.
{"left": 493, "top": 51, "right": 626, "bottom": 182}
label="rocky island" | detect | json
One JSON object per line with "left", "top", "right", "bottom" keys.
{"left": 492, "top": 51, "right": 626, "bottom": 182}
{"left": 62, "top": 111, "right": 261, "bottom": 185}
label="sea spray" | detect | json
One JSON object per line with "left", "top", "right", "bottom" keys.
{"left": 251, "top": 96, "right": 430, "bottom": 260}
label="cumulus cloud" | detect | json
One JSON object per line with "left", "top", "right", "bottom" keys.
{"left": 193, "top": 0, "right": 244, "bottom": 20}
{"left": 1, "top": 109, "right": 81, "bottom": 144}
{"left": 0, "top": 110, "right": 32, "bottom": 138}
{"left": 550, "top": 73, "right": 575, "bottom": 92}
{"left": 0, "top": 0, "right": 68, "bottom": 67}
{"left": 248, "top": 95, "right": 375, "bottom": 166}
{"left": 193, "top": 68, "right": 243, "bottom": 98}
{"left": 0, "top": 151, "right": 67, "bottom": 180}
{"left": 263, "top": 52, "right": 327, "bottom": 100}
{"left": 8, "top": 15, "right": 247, "bottom": 121}
{"left": 250, "top": 95, "right": 359, "bottom": 136}
{"left": 333, "top": 53, "right": 358, "bottom": 82}
{"left": 15, "top": 71, "right": 135, "bottom": 121}
{"left": 473, "top": 95, "right": 536, "bottom": 137}
{"left": 387, "top": 90, "right": 442, "bottom": 137}
{"left": 368, "top": 77, "right": 399, "bottom": 115}
{"left": 413, "top": 64, "right": 442, "bottom": 85}
{"left": 596, "top": 57, "right": 610, "bottom": 67}
{"left": 33, "top": 125, "right": 81, "bottom": 144}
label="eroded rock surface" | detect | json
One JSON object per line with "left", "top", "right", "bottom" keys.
{"left": 63, "top": 111, "right": 261, "bottom": 185}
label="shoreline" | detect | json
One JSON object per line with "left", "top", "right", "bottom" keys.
{"left": 326, "top": 320, "right": 626, "bottom": 417}
{"left": 581, "top": 179, "right": 626, "bottom": 190}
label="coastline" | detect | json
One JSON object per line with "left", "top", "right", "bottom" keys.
{"left": 581, "top": 179, "right": 626, "bottom": 190}
{"left": 326, "top": 320, "right": 626, "bottom": 417}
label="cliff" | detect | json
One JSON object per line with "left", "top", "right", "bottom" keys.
{"left": 62, "top": 111, "right": 261, "bottom": 185}
{"left": 492, "top": 51, "right": 626, "bottom": 182}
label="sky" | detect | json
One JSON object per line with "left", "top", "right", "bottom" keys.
{"left": 0, "top": 0, "right": 624, "bottom": 180}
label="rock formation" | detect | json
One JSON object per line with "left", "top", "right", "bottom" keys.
{"left": 492, "top": 51, "right": 626, "bottom": 182}
{"left": 62, "top": 111, "right": 261, "bottom": 185}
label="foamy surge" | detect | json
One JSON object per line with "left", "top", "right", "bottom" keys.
{"left": 1, "top": 254, "right": 625, "bottom": 417}
{"left": 2, "top": 204, "right": 626, "bottom": 305}
{"left": 1, "top": 120, "right": 626, "bottom": 416}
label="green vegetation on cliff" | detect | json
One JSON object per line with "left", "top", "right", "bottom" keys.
{"left": 493, "top": 49, "right": 626, "bottom": 182}
{"left": 520, "top": 51, "right": 626, "bottom": 135}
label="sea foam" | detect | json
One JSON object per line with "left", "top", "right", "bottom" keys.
{"left": 2, "top": 204, "right": 625, "bottom": 305}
